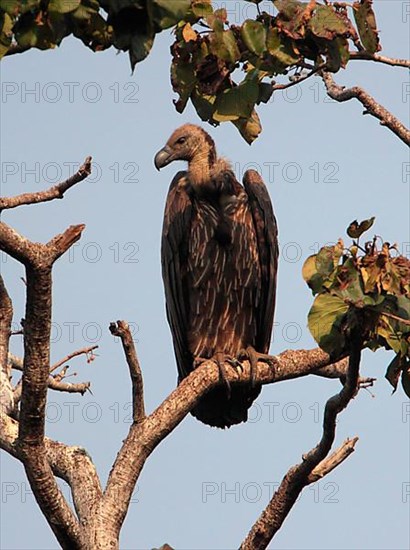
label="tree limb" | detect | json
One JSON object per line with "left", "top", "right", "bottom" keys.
{"left": 0, "top": 223, "right": 87, "bottom": 548}
{"left": 102, "top": 346, "right": 351, "bottom": 537}
{"left": 109, "top": 321, "right": 145, "bottom": 423}
{"left": 240, "top": 335, "right": 363, "bottom": 549}
{"left": 321, "top": 72, "right": 410, "bottom": 146}
{"left": 0, "top": 157, "right": 92, "bottom": 211}
{"left": 349, "top": 51, "right": 410, "bottom": 68}
{"left": 0, "top": 413, "right": 102, "bottom": 525}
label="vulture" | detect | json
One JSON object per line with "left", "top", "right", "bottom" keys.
{"left": 155, "top": 124, "right": 278, "bottom": 428}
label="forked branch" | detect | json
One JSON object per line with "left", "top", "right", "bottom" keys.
{"left": 240, "top": 335, "right": 363, "bottom": 549}
{"left": 0, "top": 157, "right": 92, "bottom": 211}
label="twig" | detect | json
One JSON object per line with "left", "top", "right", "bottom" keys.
{"left": 272, "top": 66, "right": 323, "bottom": 92}
{"left": 240, "top": 334, "right": 363, "bottom": 549}
{"left": 321, "top": 72, "right": 410, "bottom": 146}
{"left": 307, "top": 437, "right": 359, "bottom": 482}
{"left": 0, "top": 157, "right": 92, "bottom": 211}
{"left": 50, "top": 345, "right": 98, "bottom": 373}
{"left": 109, "top": 321, "right": 145, "bottom": 423}
{"left": 349, "top": 52, "right": 410, "bottom": 68}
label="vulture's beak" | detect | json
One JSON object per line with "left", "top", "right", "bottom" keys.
{"left": 154, "top": 145, "right": 173, "bottom": 170}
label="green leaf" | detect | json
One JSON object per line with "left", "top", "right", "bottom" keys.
{"left": 309, "top": 5, "right": 349, "bottom": 40}
{"left": 257, "top": 82, "right": 273, "bottom": 104}
{"left": 0, "top": 12, "right": 13, "bottom": 59}
{"left": 129, "top": 32, "right": 155, "bottom": 70}
{"left": 401, "top": 361, "right": 410, "bottom": 398}
{"left": 14, "top": 11, "right": 68, "bottom": 49}
{"left": 191, "top": 0, "right": 213, "bottom": 18}
{"left": 347, "top": 216, "right": 375, "bottom": 238}
{"left": 209, "top": 29, "right": 240, "bottom": 63}
{"left": 0, "top": 0, "right": 40, "bottom": 15}
{"left": 214, "top": 80, "right": 259, "bottom": 122}
{"left": 385, "top": 353, "right": 403, "bottom": 393}
{"left": 191, "top": 90, "right": 217, "bottom": 122}
{"left": 232, "top": 109, "right": 262, "bottom": 144}
{"left": 49, "top": 0, "right": 81, "bottom": 14}
{"left": 308, "top": 293, "right": 349, "bottom": 356}
{"left": 241, "top": 19, "right": 266, "bottom": 55}
{"left": 353, "top": 0, "right": 380, "bottom": 54}
{"left": 266, "top": 27, "right": 300, "bottom": 68}
{"left": 274, "top": 0, "right": 308, "bottom": 40}
{"left": 302, "top": 255, "right": 325, "bottom": 294}
{"left": 152, "top": 0, "right": 191, "bottom": 29}
{"left": 171, "top": 60, "right": 196, "bottom": 112}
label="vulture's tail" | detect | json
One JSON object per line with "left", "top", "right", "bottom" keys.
{"left": 190, "top": 385, "right": 262, "bottom": 428}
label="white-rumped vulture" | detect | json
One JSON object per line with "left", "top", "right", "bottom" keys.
{"left": 155, "top": 124, "right": 278, "bottom": 428}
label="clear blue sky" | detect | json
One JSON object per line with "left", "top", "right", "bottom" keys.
{"left": 1, "top": 1, "right": 409, "bottom": 548}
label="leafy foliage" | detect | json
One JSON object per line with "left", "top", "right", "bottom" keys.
{"left": 303, "top": 218, "right": 410, "bottom": 397}
{"left": 1, "top": 0, "right": 382, "bottom": 141}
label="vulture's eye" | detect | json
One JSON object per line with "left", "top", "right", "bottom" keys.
{"left": 176, "top": 137, "right": 186, "bottom": 145}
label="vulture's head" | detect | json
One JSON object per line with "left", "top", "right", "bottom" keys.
{"left": 154, "top": 124, "right": 216, "bottom": 171}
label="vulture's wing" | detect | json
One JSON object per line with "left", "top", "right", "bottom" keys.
{"left": 243, "top": 169, "right": 279, "bottom": 354}
{"left": 161, "top": 171, "right": 193, "bottom": 381}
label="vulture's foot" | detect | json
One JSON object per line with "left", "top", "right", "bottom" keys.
{"left": 239, "top": 347, "right": 275, "bottom": 387}
{"left": 194, "top": 354, "right": 243, "bottom": 399}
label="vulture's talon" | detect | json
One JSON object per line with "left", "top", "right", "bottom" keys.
{"left": 214, "top": 353, "right": 232, "bottom": 399}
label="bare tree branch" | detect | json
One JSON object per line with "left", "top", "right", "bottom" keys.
{"left": 272, "top": 65, "right": 324, "bottom": 92}
{"left": 101, "top": 346, "right": 350, "bottom": 538}
{"left": 50, "top": 345, "right": 98, "bottom": 373}
{"left": 321, "top": 72, "right": 410, "bottom": 146}
{"left": 349, "top": 52, "right": 410, "bottom": 68}
{"left": 0, "top": 157, "right": 92, "bottom": 211}
{"left": 240, "top": 335, "right": 363, "bottom": 549}
{"left": 1, "top": 413, "right": 102, "bottom": 525}
{"left": 0, "top": 222, "right": 87, "bottom": 548}
{"left": 307, "top": 436, "right": 359, "bottom": 482}
{"left": 109, "top": 321, "right": 145, "bottom": 423}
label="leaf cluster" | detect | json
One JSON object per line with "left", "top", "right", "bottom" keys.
{"left": 303, "top": 218, "right": 410, "bottom": 397}
{"left": 170, "top": 0, "right": 381, "bottom": 142}
{"left": 0, "top": 0, "right": 192, "bottom": 68}
{"left": 1, "top": 1, "right": 382, "bottom": 142}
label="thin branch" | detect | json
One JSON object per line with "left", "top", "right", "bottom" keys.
{"left": 272, "top": 66, "right": 323, "bottom": 92}
{"left": 109, "top": 321, "right": 145, "bottom": 423}
{"left": 50, "top": 345, "right": 98, "bottom": 373}
{"left": 46, "top": 224, "right": 86, "bottom": 263}
{"left": 321, "top": 72, "right": 410, "bottom": 146}
{"left": 240, "top": 335, "right": 363, "bottom": 549}
{"left": 0, "top": 157, "right": 92, "bottom": 211}
{"left": 349, "top": 51, "right": 410, "bottom": 68}
{"left": 13, "top": 375, "right": 90, "bottom": 404}
{"left": 307, "top": 436, "right": 359, "bottom": 482}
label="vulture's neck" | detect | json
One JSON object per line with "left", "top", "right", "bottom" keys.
{"left": 188, "top": 142, "right": 217, "bottom": 187}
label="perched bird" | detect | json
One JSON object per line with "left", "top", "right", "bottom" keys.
{"left": 155, "top": 124, "right": 278, "bottom": 428}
